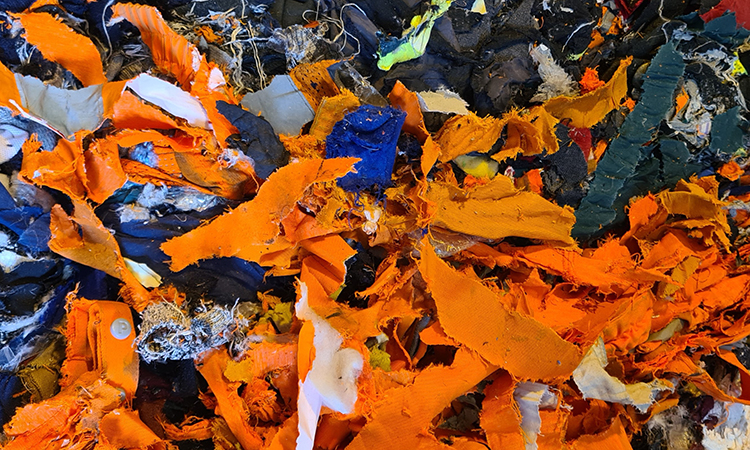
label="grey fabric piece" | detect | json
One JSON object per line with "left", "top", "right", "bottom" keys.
{"left": 0, "top": 107, "right": 58, "bottom": 152}
{"left": 240, "top": 74, "right": 315, "bottom": 136}
{"left": 136, "top": 302, "right": 233, "bottom": 363}
{"left": 15, "top": 74, "right": 103, "bottom": 137}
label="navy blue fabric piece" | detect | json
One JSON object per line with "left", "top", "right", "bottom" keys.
{"left": 99, "top": 205, "right": 266, "bottom": 305}
{"left": 39, "top": 281, "right": 72, "bottom": 329}
{"left": 325, "top": 104, "right": 406, "bottom": 192}
{"left": 0, "top": 183, "right": 14, "bottom": 210}
{"left": 0, "top": 206, "right": 43, "bottom": 236}
{"left": 74, "top": 266, "right": 112, "bottom": 301}
{"left": 18, "top": 212, "right": 51, "bottom": 253}
{"left": 0, "top": 373, "right": 23, "bottom": 426}
{"left": 0, "top": 259, "right": 63, "bottom": 315}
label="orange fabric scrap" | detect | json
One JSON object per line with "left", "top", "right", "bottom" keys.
{"left": 17, "top": 12, "right": 106, "bottom": 86}
{"left": 112, "top": 3, "right": 201, "bottom": 88}
{"left": 112, "top": 89, "right": 181, "bottom": 130}
{"left": 435, "top": 112, "right": 504, "bottom": 161}
{"left": 490, "top": 109, "right": 555, "bottom": 163}
{"left": 161, "top": 157, "right": 357, "bottom": 271}
{"left": 197, "top": 349, "right": 266, "bottom": 450}
{"left": 309, "top": 90, "right": 360, "bottom": 140}
{"left": 480, "top": 372, "right": 526, "bottom": 450}
{"left": 346, "top": 347, "right": 496, "bottom": 450}
{"left": 48, "top": 200, "right": 151, "bottom": 310}
{"left": 426, "top": 174, "right": 577, "bottom": 245}
{"left": 718, "top": 160, "right": 743, "bottom": 181}
{"left": 419, "top": 239, "right": 582, "bottom": 380}
{"left": 543, "top": 57, "right": 632, "bottom": 128}
{"left": 579, "top": 67, "right": 606, "bottom": 94}
{"left": 0, "top": 61, "right": 21, "bottom": 108}
{"left": 387, "top": 81, "right": 429, "bottom": 142}
{"left": 20, "top": 132, "right": 126, "bottom": 203}
{"left": 289, "top": 60, "right": 340, "bottom": 111}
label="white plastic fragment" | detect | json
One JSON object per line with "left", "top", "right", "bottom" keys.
{"left": 514, "top": 382, "right": 557, "bottom": 450}
{"left": 240, "top": 75, "right": 315, "bottom": 136}
{"left": 15, "top": 74, "right": 104, "bottom": 136}
{"left": 123, "top": 258, "right": 162, "bottom": 288}
{"left": 295, "top": 283, "right": 364, "bottom": 450}
{"left": 702, "top": 401, "right": 750, "bottom": 450}
{"left": 126, "top": 74, "right": 210, "bottom": 129}
{"left": 573, "top": 338, "right": 673, "bottom": 413}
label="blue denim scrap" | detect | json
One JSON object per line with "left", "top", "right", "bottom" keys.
{"left": 325, "top": 104, "right": 406, "bottom": 192}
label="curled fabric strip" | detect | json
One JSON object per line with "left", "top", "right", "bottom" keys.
{"left": 16, "top": 12, "right": 106, "bottom": 87}
{"left": 3, "top": 298, "right": 163, "bottom": 450}
{"left": 60, "top": 297, "right": 139, "bottom": 397}
{"left": 49, "top": 199, "right": 151, "bottom": 310}
{"left": 112, "top": 3, "right": 201, "bottom": 88}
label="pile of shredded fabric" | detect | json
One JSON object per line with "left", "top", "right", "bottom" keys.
{"left": 0, "top": 0, "right": 750, "bottom": 449}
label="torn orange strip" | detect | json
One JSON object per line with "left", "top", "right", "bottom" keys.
{"left": 491, "top": 109, "right": 548, "bottom": 163}
{"left": 190, "top": 59, "right": 239, "bottom": 144}
{"left": 309, "top": 90, "right": 360, "bottom": 140}
{"left": 112, "top": 3, "right": 200, "bottom": 88}
{"left": 346, "top": 347, "right": 496, "bottom": 450}
{"left": 84, "top": 137, "right": 127, "bottom": 203}
{"left": 20, "top": 133, "right": 86, "bottom": 200}
{"left": 161, "top": 157, "right": 357, "bottom": 271}
{"left": 388, "top": 81, "right": 429, "bottom": 142}
{"left": 49, "top": 200, "right": 151, "bottom": 310}
{"left": 299, "top": 234, "right": 356, "bottom": 287}
{"left": 224, "top": 341, "right": 298, "bottom": 383}
{"left": 426, "top": 175, "right": 577, "bottom": 246}
{"left": 289, "top": 60, "right": 340, "bottom": 111}
{"left": 419, "top": 239, "right": 582, "bottom": 380}
{"left": 543, "top": 57, "right": 632, "bottom": 129}
{"left": 17, "top": 12, "right": 106, "bottom": 87}
{"left": 0, "top": 61, "right": 21, "bottom": 108}
{"left": 480, "top": 372, "right": 526, "bottom": 450}
{"left": 718, "top": 160, "right": 743, "bottom": 181}
{"left": 569, "top": 416, "right": 631, "bottom": 450}
{"left": 197, "top": 348, "right": 265, "bottom": 450}
{"left": 121, "top": 159, "right": 215, "bottom": 194}
{"left": 100, "top": 409, "right": 165, "bottom": 449}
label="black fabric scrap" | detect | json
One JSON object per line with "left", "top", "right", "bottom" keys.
{"left": 216, "top": 100, "right": 289, "bottom": 179}
{"left": 542, "top": 124, "right": 588, "bottom": 207}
